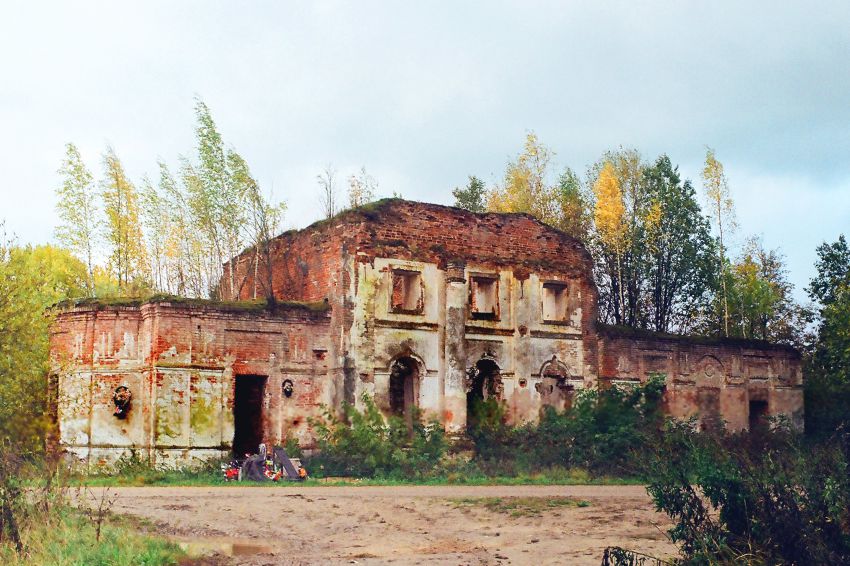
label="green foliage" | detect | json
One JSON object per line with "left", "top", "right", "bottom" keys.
{"left": 282, "top": 435, "right": 303, "bottom": 459}
{"left": 452, "top": 175, "right": 488, "bottom": 213}
{"left": 589, "top": 150, "right": 720, "bottom": 333}
{"left": 805, "top": 234, "right": 850, "bottom": 437}
{"left": 101, "top": 146, "right": 148, "bottom": 289}
{"left": 56, "top": 143, "right": 99, "bottom": 294}
{"left": 706, "top": 238, "right": 810, "bottom": 347}
{"left": 642, "top": 156, "right": 717, "bottom": 333}
{"left": 808, "top": 234, "right": 850, "bottom": 306}
{"left": 299, "top": 377, "right": 666, "bottom": 484}
{"left": 58, "top": 97, "right": 284, "bottom": 301}
{"left": 307, "top": 394, "right": 447, "bottom": 479}
{"left": 556, "top": 167, "right": 590, "bottom": 240}
{"left": 0, "top": 448, "right": 182, "bottom": 564}
{"left": 469, "top": 375, "right": 666, "bottom": 477}
{"left": 487, "top": 133, "right": 591, "bottom": 238}
{"left": 0, "top": 510, "right": 182, "bottom": 565}
{"left": 645, "top": 423, "right": 850, "bottom": 564}
{"left": 0, "top": 239, "right": 88, "bottom": 450}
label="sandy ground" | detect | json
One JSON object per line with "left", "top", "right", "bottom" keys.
{"left": 106, "top": 485, "right": 677, "bottom": 566}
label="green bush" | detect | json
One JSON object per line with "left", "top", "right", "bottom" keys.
{"left": 307, "top": 394, "right": 447, "bottom": 479}
{"left": 469, "top": 375, "right": 666, "bottom": 477}
{"left": 644, "top": 421, "right": 850, "bottom": 564}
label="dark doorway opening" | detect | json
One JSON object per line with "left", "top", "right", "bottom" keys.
{"left": 467, "top": 359, "right": 500, "bottom": 432}
{"left": 389, "top": 357, "right": 419, "bottom": 427}
{"left": 749, "top": 400, "right": 769, "bottom": 431}
{"left": 233, "top": 375, "right": 266, "bottom": 457}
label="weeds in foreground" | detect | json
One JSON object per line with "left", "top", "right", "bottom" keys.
{"left": 0, "top": 447, "right": 182, "bottom": 565}
{"left": 643, "top": 422, "right": 850, "bottom": 565}
{"left": 0, "top": 509, "right": 182, "bottom": 565}
{"left": 77, "top": 486, "right": 118, "bottom": 542}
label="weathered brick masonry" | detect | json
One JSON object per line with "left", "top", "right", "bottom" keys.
{"left": 51, "top": 200, "right": 803, "bottom": 467}
{"left": 50, "top": 301, "right": 331, "bottom": 467}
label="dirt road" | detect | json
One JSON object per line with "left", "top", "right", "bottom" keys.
{"left": 108, "top": 485, "right": 676, "bottom": 565}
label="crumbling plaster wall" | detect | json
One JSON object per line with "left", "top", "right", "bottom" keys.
{"left": 350, "top": 258, "right": 598, "bottom": 430}
{"left": 51, "top": 301, "right": 332, "bottom": 468}
{"left": 226, "top": 200, "right": 603, "bottom": 432}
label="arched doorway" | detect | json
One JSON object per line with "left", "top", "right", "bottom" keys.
{"left": 389, "top": 356, "right": 420, "bottom": 427}
{"left": 537, "top": 355, "right": 576, "bottom": 414}
{"left": 466, "top": 358, "right": 501, "bottom": 432}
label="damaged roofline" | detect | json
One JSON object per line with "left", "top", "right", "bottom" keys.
{"left": 54, "top": 294, "right": 331, "bottom": 315}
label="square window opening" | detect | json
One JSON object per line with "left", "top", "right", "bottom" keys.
{"left": 470, "top": 276, "right": 499, "bottom": 320}
{"left": 543, "top": 283, "right": 569, "bottom": 322}
{"left": 391, "top": 270, "right": 423, "bottom": 313}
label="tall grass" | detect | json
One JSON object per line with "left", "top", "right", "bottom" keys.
{"left": 0, "top": 448, "right": 182, "bottom": 565}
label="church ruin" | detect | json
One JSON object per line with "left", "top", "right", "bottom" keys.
{"left": 49, "top": 200, "right": 804, "bottom": 467}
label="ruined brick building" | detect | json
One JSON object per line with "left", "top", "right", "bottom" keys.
{"left": 50, "top": 200, "right": 803, "bottom": 466}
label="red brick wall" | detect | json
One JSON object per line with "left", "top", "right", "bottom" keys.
{"left": 225, "top": 199, "right": 598, "bottom": 306}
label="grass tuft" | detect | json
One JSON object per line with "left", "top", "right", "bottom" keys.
{"left": 449, "top": 496, "right": 591, "bottom": 517}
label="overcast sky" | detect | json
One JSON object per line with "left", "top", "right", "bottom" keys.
{"left": 2, "top": 1, "right": 849, "bottom": 301}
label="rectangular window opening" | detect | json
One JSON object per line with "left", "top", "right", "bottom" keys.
{"left": 391, "top": 270, "right": 423, "bottom": 313}
{"left": 470, "top": 275, "right": 499, "bottom": 320}
{"left": 543, "top": 282, "right": 569, "bottom": 322}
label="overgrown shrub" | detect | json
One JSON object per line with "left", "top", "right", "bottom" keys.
{"left": 307, "top": 394, "right": 447, "bottom": 479}
{"left": 644, "top": 421, "right": 850, "bottom": 564}
{"left": 469, "top": 375, "right": 666, "bottom": 477}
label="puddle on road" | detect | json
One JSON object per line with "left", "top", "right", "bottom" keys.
{"left": 175, "top": 538, "right": 273, "bottom": 557}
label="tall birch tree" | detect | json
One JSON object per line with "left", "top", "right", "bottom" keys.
{"left": 101, "top": 146, "right": 147, "bottom": 290}
{"left": 55, "top": 143, "right": 99, "bottom": 294}
{"left": 701, "top": 147, "right": 737, "bottom": 336}
{"left": 593, "top": 162, "right": 629, "bottom": 324}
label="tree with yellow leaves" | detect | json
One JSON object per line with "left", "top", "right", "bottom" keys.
{"left": 593, "top": 162, "right": 629, "bottom": 322}
{"left": 486, "top": 132, "right": 589, "bottom": 239}
{"left": 488, "top": 132, "right": 557, "bottom": 223}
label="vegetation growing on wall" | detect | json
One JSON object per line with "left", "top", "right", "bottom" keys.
{"left": 57, "top": 99, "right": 285, "bottom": 301}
